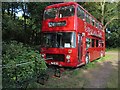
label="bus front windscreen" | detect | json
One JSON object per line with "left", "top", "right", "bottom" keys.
{"left": 44, "top": 5, "right": 75, "bottom": 20}
{"left": 41, "top": 32, "right": 76, "bottom": 48}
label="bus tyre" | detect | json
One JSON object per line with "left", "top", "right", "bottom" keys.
{"left": 85, "top": 53, "right": 89, "bottom": 64}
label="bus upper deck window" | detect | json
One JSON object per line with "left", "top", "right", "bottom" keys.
{"left": 44, "top": 8, "right": 58, "bottom": 20}
{"left": 89, "top": 16, "right": 92, "bottom": 25}
{"left": 96, "top": 22, "right": 98, "bottom": 28}
{"left": 100, "top": 25, "right": 102, "bottom": 30}
{"left": 97, "top": 23, "right": 100, "bottom": 30}
{"left": 92, "top": 19, "right": 95, "bottom": 26}
{"left": 59, "top": 5, "right": 75, "bottom": 18}
{"left": 86, "top": 14, "right": 90, "bottom": 23}
{"left": 77, "top": 6, "right": 84, "bottom": 19}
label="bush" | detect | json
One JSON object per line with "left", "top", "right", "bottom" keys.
{"left": 2, "top": 41, "right": 47, "bottom": 88}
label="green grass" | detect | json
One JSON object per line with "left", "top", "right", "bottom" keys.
{"left": 71, "top": 69, "right": 80, "bottom": 76}
{"left": 106, "top": 48, "right": 120, "bottom": 52}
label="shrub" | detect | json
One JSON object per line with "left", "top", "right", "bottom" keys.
{"left": 2, "top": 41, "right": 47, "bottom": 88}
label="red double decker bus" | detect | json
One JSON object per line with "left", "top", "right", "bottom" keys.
{"left": 40, "top": 2, "right": 105, "bottom": 67}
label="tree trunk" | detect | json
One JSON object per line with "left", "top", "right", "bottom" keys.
{"left": 101, "top": 0, "right": 105, "bottom": 25}
{"left": 11, "top": 3, "right": 13, "bottom": 17}
{"left": 7, "top": 3, "right": 10, "bottom": 15}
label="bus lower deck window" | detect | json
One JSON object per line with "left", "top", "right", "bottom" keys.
{"left": 92, "top": 39, "right": 95, "bottom": 47}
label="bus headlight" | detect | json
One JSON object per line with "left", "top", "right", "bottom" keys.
{"left": 66, "top": 55, "right": 70, "bottom": 60}
{"left": 41, "top": 54, "right": 45, "bottom": 58}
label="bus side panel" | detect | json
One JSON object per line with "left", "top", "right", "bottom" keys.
{"left": 77, "top": 18, "right": 85, "bottom": 33}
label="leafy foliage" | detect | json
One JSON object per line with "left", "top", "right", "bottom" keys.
{"left": 2, "top": 41, "right": 47, "bottom": 88}
{"left": 106, "top": 19, "right": 120, "bottom": 48}
{"left": 2, "top": 2, "right": 61, "bottom": 45}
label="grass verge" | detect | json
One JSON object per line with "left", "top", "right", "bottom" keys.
{"left": 83, "top": 54, "right": 113, "bottom": 69}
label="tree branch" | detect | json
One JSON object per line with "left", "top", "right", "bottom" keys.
{"left": 106, "top": 3, "right": 118, "bottom": 13}
{"left": 103, "top": 16, "right": 118, "bottom": 30}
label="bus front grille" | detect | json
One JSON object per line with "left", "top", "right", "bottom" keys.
{"left": 46, "top": 54, "right": 65, "bottom": 62}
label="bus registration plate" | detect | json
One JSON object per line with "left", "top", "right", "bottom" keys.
{"left": 51, "top": 62, "right": 58, "bottom": 65}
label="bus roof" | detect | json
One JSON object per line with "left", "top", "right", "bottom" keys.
{"left": 45, "top": 2, "right": 78, "bottom": 9}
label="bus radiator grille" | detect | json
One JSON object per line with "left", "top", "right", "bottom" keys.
{"left": 46, "top": 54, "right": 65, "bottom": 62}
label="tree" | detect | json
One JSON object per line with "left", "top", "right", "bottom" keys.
{"left": 79, "top": 1, "right": 118, "bottom": 30}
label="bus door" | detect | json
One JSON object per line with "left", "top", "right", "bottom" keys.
{"left": 78, "top": 34, "right": 82, "bottom": 62}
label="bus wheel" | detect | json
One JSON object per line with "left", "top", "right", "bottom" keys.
{"left": 85, "top": 53, "right": 89, "bottom": 64}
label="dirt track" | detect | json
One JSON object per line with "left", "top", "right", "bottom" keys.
{"left": 31, "top": 51, "right": 119, "bottom": 88}
{"left": 82, "top": 51, "right": 118, "bottom": 88}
